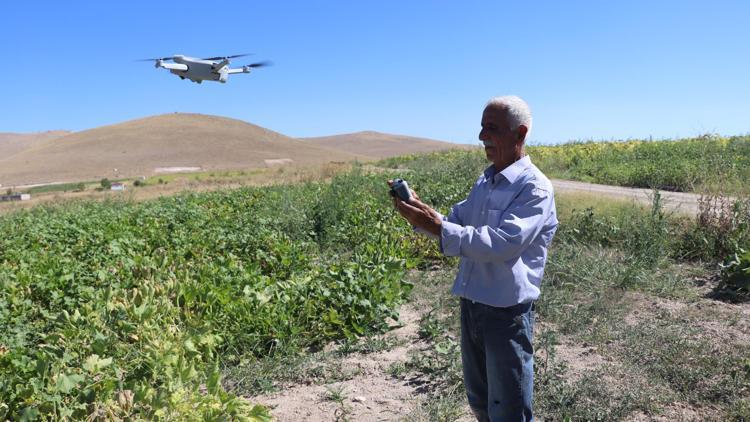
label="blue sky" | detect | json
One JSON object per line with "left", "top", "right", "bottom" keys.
{"left": 1, "top": 0, "right": 748, "bottom": 145}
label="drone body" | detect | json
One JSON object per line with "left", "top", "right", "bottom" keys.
{"left": 142, "top": 54, "right": 270, "bottom": 84}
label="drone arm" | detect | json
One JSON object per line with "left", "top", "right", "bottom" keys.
{"left": 211, "top": 59, "right": 230, "bottom": 71}
{"left": 227, "top": 67, "right": 251, "bottom": 74}
{"left": 159, "top": 62, "right": 188, "bottom": 71}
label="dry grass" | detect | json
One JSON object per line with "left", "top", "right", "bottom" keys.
{"left": 554, "top": 190, "right": 647, "bottom": 221}
{"left": 0, "top": 115, "right": 471, "bottom": 189}
{"left": 0, "top": 161, "right": 359, "bottom": 215}
{"left": 0, "top": 130, "right": 69, "bottom": 160}
{"left": 0, "top": 113, "right": 365, "bottom": 186}
{"left": 302, "top": 130, "right": 473, "bottom": 158}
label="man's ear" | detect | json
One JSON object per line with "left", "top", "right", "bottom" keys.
{"left": 517, "top": 125, "right": 528, "bottom": 143}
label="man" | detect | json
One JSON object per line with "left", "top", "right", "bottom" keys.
{"left": 390, "top": 96, "right": 557, "bottom": 421}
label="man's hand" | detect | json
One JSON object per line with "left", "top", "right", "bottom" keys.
{"left": 388, "top": 180, "right": 442, "bottom": 237}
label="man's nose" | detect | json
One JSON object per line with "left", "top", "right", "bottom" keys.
{"left": 479, "top": 128, "right": 488, "bottom": 141}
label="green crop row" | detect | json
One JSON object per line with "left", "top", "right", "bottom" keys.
{"left": 0, "top": 170, "right": 442, "bottom": 420}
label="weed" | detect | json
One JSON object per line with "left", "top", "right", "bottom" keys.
{"left": 335, "top": 335, "right": 402, "bottom": 356}
{"left": 616, "top": 313, "right": 749, "bottom": 408}
{"left": 325, "top": 385, "right": 352, "bottom": 422}
{"left": 325, "top": 385, "right": 347, "bottom": 403}
{"left": 386, "top": 361, "right": 407, "bottom": 378}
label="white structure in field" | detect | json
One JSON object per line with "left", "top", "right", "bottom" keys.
{"left": 111, "top": 183, "right": 126, "bottom": 191}
{"left": 264, "top": 158, "right": 294, "bottom": 167}
{"left": 0, "top": 193, "right": 31, "bottom": 201}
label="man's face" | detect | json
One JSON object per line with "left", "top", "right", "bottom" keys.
{"left": 479, "top": 106, "right": 524, "bottom": 169}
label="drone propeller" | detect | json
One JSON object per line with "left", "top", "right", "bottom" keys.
{"left": 136, "top": 57, "right": 174, "bottom": 62}
{"left": 202, "top": 53, "right": 252, "bottom": 61}
{"left": 245, "top": 61, "right": 273, "bottom": 68}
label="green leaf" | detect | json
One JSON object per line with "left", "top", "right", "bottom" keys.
{"left": 207, "top": 364, "right": 221, "bottom": 395}
{"left": 83, "top": 354, "right": 112, "bottom": 373}
{"left": 56, "top": 373, "right": 85, "bottom": 394}
{"left": 255, "top": 290, "right": 271, "bottom": 305}
{"left": 183, "top": 339, "right": 198, "bottom": 353}
{"left": 19, "top": 406, "right": 40, "bottom": 422}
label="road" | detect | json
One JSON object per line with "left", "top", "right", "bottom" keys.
{"left": 551, "top": 179, "right": 703, "bottom": 215}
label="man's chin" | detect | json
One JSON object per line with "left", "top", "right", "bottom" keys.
{"left": 484, "top": 147, "right": 496, "bottom": 160}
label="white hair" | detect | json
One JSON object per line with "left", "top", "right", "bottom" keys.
{"left": 486, "top": 95, "right": 532, "bottom": 138}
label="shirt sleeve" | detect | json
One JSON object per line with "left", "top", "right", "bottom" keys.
{"left": 445, "top": 199, "right": 467, "bottom": 226}
{"left": 440, "top": 184, "right": 554, "bottom": 262}
{"left": 412, "top": 198, "right": 467, "bottom": 241}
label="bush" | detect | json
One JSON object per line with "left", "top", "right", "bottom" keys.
{"left": 100, "top": 178, "right": 111, "bottom": 189}
{"left": 720, "top": 248, "right": 750, "bottom": 300}
{"left": 559, "top": 191, "right": 672, "bottom": 270}
{"left": 677, "top": 195, "right": 750, "bottom": 262}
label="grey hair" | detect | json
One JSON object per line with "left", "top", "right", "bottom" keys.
{"left": 486, "top": 95, "right": 532, "bottom": 138}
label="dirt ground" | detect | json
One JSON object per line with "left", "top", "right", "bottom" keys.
{"left": 244, "top": 277, "right": 749, "bottom": 421}
{"left": 246, "top": 303, "right": 474, "bottom": 422}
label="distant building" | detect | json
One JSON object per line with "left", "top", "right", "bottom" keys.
{"left": 0, "top": 193, "right": 31, "bottom": 202}
{"left": 111, "top": 183, "right": 126, "bottom": 191}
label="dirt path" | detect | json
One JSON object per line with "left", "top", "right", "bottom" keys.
{"left": 245, "top": 304, "right": 473, "bottom": 421}
{"left": 551, "top": 179, "right": 703, "bottom": 215}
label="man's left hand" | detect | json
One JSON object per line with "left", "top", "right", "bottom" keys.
{"left": 393, "top": 195, "right": 442, "bottom": 237}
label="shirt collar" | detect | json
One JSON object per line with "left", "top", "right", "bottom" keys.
{"left": 484, "top": 155, "right": 532, "bottom": 184}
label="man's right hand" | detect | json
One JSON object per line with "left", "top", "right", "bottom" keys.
{"left": 387, "top": 180, "right": 440, "bottom": 237}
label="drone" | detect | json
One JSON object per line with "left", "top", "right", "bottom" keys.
{"left": 139, "top": 54, "right": 271, "bottom": 84}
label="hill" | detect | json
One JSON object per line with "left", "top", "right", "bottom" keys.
{"left": 302, "top": 130, "right": 473, "bottom": 158}
{"left": 0, "top": 114, "right": 362, "bottom": 186}
{"left": 0, "top": 131, "right": 70, "bottom": 160}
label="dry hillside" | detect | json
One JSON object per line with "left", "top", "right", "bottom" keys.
{"left": 0, "top": 131, "right": 70, "bottom": 160}
{"left": 0, "top": 114, "right": 363, "bottom": 186}
{"left": 302, "top": 131, "right": 473, "bottom": 158}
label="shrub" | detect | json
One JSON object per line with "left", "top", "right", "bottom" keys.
{"left": 719, "top": 248, "right": 750, "bottom": 301}
{"left": 677, "top": 194, "right": 750, "bottom": 262}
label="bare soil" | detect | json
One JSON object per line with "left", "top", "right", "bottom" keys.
{"left": 244, "top": 279, "right": 749, "bottom": 421}
{"left": 246, "top": 305, "right": 466, "bottom": 421}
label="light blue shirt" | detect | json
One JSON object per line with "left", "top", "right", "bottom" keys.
{"left": 437, "top": 155, "right": 558, "bottom": 308}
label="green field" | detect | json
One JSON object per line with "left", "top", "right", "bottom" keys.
{"left": 527, "top": 134, "right": 750, "bottom": 194}
{"left": 1, "top": 147, "right": 749, "bottom": 420}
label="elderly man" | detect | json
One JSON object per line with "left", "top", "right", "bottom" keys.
{"left": 390, "top": 96, "right": 557, "bottom": 421}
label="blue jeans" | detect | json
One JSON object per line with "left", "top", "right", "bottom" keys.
{"left": 460, "top": 298, "right": 535, "bottom": 422}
